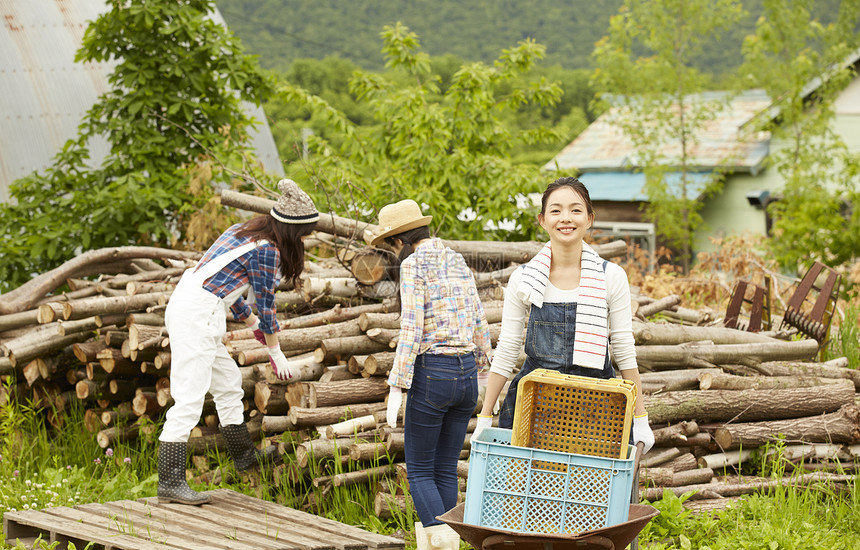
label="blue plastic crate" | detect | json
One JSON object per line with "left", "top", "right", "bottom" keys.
{"left": 464, "top": 427, "right": 635, "bottom": 535}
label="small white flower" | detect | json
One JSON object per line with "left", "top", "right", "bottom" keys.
{"left": 25, "top": 480, "right": 31, "bottom": 486}
{"left": 23, "top": 504, "right": 29, "bottom": 510}
{"left": 62, "top": 478, "right": 68, "bottom": 483}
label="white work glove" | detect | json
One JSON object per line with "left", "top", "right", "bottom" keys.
{"left": 267, "top": 346, "right": 294, "bottom": 381}
{"left": 477, "top": 371, "right": 500, "bottom": 415}
{"left": 632, "top": 414, "right": 655, "bottom": 454}
{"left": 386, "top": 386, "right": 403, "bottom": 428}
{"left": 470, "top": 415, "right": 493, "bottom": 445}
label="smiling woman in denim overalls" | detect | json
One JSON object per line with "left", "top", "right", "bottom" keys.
{"left": 474, "top": 177, "right": 655, "bottom": 454}
{"left": 371, "top": 200, "right": 493, "bottom": 550}
{"left": 157, "top": 179, "right": 318, "bottom": 506}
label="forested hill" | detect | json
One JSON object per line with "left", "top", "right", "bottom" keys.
{"left": 216, "top": 0, "right": 779, "bottom": 76}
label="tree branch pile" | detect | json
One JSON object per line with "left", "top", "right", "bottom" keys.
{"left": 1, "top": 189, "right": 856, "bottom": 516}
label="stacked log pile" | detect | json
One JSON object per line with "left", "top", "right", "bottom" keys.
{"left": 2, "top": 189, "right": 858, "bottom": 518}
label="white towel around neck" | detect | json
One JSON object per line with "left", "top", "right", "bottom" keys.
{"left": 515, "top": 241, "right": 609, "bottom": 370}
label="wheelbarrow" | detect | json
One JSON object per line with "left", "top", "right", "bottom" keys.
{"left": 439, "top": 442, "right": 658, "bottom": 550}
{"left": 438, "top": 502, "right": 659, "bottom": 550}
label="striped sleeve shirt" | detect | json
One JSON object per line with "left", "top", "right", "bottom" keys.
{"left": 198, "top": 223, "right": 281, "bottom": 334}
{"left": 387, "top": 238, "right": 493, "bottom": 389}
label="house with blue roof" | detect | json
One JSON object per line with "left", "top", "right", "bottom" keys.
{"left": 542, "top": 55, "right": 860, "bottom": 258}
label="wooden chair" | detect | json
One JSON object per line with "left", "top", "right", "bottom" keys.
{"left": 724, "top": 276, "right": 771, "bottom": 333}
{"left": 779, "top": 261, "right": 841, "bottom": 348}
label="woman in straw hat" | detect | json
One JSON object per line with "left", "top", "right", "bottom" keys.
{"left": 157, "top": 179, "right": 319, "bottom": 505}
{"left": 473, "top": 177, "right": 653, "bottom": 451}
{"left": 371, "top": 199, "right": 492, "bottom": 550}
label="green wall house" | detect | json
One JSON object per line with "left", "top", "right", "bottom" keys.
{"left": 544, "top": 52, "right": 860, "bottom": 260}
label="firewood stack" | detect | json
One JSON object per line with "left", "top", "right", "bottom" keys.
{"left": 1, "top": 189, "right": 858, "bottom": 517}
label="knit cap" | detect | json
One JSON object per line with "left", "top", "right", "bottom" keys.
{"left": 270, "top": 179, "right": 319, "bottom": 224}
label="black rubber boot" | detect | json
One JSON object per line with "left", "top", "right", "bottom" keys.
{"left": 221, "top": 423, "right": 282, "bottom": 472}
{"left": 157, "top": 441, "right": 210, "bottom": 505}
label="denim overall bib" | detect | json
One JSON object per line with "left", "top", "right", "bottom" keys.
{"left": 498, "top": 301, "right": 614, "bottom": 429}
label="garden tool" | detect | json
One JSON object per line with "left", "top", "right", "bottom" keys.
{"left": 221, "top": 422, "right": 282, "bottom": 472}
{"left": 157, "top": 441, "right": 211, "bottom": 505}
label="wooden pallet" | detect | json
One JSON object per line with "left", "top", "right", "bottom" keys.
{"left": 4, "top": 488, "right": 406, "bottom": 550}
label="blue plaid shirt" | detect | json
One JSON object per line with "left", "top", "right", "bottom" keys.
{"left": 198, "top": 223, "right": 281, "bottom": 334}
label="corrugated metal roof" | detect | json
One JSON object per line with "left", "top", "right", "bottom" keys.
{"left": 578, "top": 171, "right": 714, "bottom": 202}
{"left": 0, "top": 0, "right": 282, "bottom": 203}
{"left": 543, "top": 91, "right": 772, "bottom": 174}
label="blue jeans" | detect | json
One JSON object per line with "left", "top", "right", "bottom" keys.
{"left": 404, "top": 353, "right": 478, "bottom": 527}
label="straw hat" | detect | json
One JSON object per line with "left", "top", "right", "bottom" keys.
{"left": 368, "top": 200, "right": 432, "bottom": 246}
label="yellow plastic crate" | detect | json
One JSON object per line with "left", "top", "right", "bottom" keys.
{"left": 511, "top": 369, "right": 636, "bottom": 459}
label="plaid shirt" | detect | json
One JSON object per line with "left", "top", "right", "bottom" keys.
{"left": 388, "top": 238, "right": 492, "bottom": 389}
{"left": 198, "top": 223, "right": 281, "bottom": 334}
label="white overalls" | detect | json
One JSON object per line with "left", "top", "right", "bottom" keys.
{"left": 159, "top": 241, "right": 265, "bottom": 442}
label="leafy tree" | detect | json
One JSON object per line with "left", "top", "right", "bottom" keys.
{"left": 739, "top": 0, "right": 860, "bottom": 271}
{"left": 0, "top": 0, "right": 274, "bottom": 292}
{"left": 279, "top": 23, "right": 563, "bottom": 240}
{"left": 592, "top": 0, "right": 744, "bottom": 270}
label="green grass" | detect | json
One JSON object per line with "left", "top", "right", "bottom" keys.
{"left": 0, "top": 391, "right": 413, "bottom": 549}
{"left": 2, "top": 386, "right": 860, "bottom": 550}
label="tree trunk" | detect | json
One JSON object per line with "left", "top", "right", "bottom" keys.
{"left": 641, "top": 472, "right": 855, "bottom": 502}
{"left": 374, "top": 491, "right": 410, "bottom": 519}
{"left": 697, "top": 450, "right": 755, "bottom": 470}
{"left": 645, "top": 379, "right": 855, "bottom": 424}
{"left": 319, "top": 365, "right": 361, "bottom": 382}
{"left": 325, "top": 415, "right": 379, "bottom": 439}
{"left": 96, "top": 415, "right": 155, "bottom": 448}
{"left": 315, "top": 336, "right": 392, "bottom": 363}
{"left": 636, "top": 295, "right": 681, "bottom": 318}
{"left": 699, "top": 372, "right": 845, "bottom": 391}
{"left": 308, "top": 377, "right": 390, "bottom": 408}
{"left": 331, "top": 464, "right": 396, "bottom": 487}
{"left": 640, "top": 447, "right": 683, "bottom": 469}
{"left": 365, "top": 327, "right": 399, "bottom": 347}
{"left": 288, "top": 402, "right": 387, "bottom": 428}
{"left": 747, "top": 360, "right": 860, "bottom": 389}
{"left": 132, "top": 391, "right": 162, "bottom": 417}
{"left": 662, "top": 452, "right": 699, "bottom": 472}
{"left": 0, "top": 247, "right": 200, "bottom": 315}
{"left": 362, "top": 352, "right": 396, "bottom": 377}
{"left": 254, "top": 381, "right": 290, "bottom": 415}
{"left": 276, "top": 302, "right": 392, "bottom": 330}
{"left": 218, "top": 189, "right": 627, "bottom": 261}
{"left": 652, "top": 421, "right": 700, "bottom": 446}
{"left": 0, "top": 309, "right": 41, "bottom": 333}
{"left": 262, "top": 415, "right": 299, "bottom": 434}
{"left": 640, "top": 369, "right": 722, "bottom": 393}
{"left": 636, "top": 339, "right": 819, "bottom": 370}
{"left": 1, "top": 332, "right": 90, "bottom": 370}
{"left": 358, "top": 313, "right": 401, "bottom": 332}
{"left": 633, "top": 321, "right": 779, "bottom": 346}
{"left": 712, "top": 405, "right": 860, "bottom": 450}
{"left": 350, "top": 249, "right": 397, "bottom": 285}
{"left": 641, "top": 467, "right": 714, "bottom": 487}
{"left": 128, "top": 324, "right": 166, "bottom": 351}
{"left": 58, "top": 292, "right": 171, "bottom": 322}
{"left": 96, "top": 348, "right": 143, "bottom": 376}
{"left": 295, "top": 437, "right": 352, "bottom": 468}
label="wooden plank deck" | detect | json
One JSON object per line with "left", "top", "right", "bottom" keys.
{"left": 3, "top": 488, "right": 406, "bottom": 550}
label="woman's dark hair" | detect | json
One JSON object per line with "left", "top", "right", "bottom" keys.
{"left": 234, "top": 215, "right": 316, "bottom": 287}
{"left": 540, "top": 177, "right": 594, "bottom": 219}
{"left": 385, "top": 226, "right": 431, "bottom": 263}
